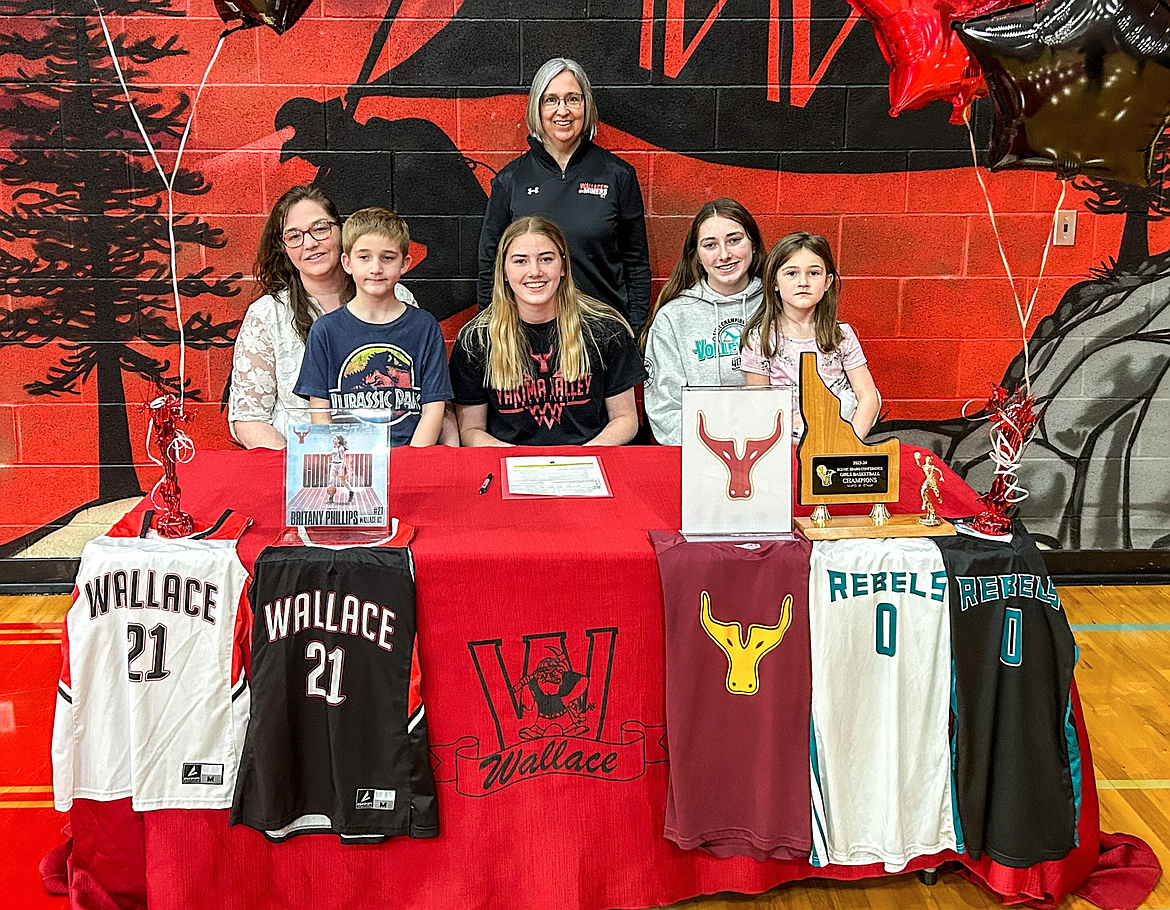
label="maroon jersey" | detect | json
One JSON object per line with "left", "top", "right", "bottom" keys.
{"left": 651, "top": 531, "right": 812, "bottom": 860}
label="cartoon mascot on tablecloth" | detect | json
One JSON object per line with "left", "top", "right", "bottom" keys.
{"left": 512, "top": 646, "right": 592, "bottom": 740}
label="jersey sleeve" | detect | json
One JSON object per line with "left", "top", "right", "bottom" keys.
{"left": 234, "top": 575, "right": 254, "bottom": 685}
{"left": 51, "top": 610, "right": 75, "bottom": 812}
{"left": 407, "top": 638, "right": 439, "bottom": 838}
{"left": 838, "top": 324, "right": 868, "bottom": 371}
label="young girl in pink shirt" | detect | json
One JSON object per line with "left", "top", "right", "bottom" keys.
{"left": 740, "top": 232, "right": 880, "bottom": 439}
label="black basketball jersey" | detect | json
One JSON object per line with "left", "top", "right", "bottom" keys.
{"left": 230, "top": 543, "right": 439, "bottom": 843}
{"left": 932, "top": 525, "right": 1079, "bottom": 867}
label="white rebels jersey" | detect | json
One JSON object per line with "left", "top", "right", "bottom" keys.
{"left": 52, "top": 509, "right": 253, "bottom": 811}
{"left": 808, "top": 538, "right": 960, "bottom": 872}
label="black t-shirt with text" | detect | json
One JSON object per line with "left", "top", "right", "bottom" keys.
{"left": 449, "top": 317, "right": 647, "bottom": 445}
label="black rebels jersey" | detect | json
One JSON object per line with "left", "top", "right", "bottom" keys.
{"left": 932, "top": 525, "right": 1079, "bottom": 868}
{"left": 230, "top": 543, "right": 438, "bottom": 843}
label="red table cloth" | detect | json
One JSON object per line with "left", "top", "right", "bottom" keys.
{"left": 64, "top": 445, "right": 1101, "bottom": 910}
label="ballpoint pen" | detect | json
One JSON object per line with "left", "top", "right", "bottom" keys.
{"left": 478, "top": 473, "right": 493, "bottom": 494}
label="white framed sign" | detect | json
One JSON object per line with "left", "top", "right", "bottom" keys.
{"left": 681, "top": 386, "right": 793, "bottom": 539}
{"left": 285, "top": 422, "right": 389, "bottom": 529}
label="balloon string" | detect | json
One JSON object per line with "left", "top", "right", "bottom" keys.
{"left": 93, "top": 3, "right": 228, "bottom": 409}
{"left": 965, "top": 118, "right": 1065, "bottom": 398}
{"left": 143, "top": 411, "right": 195, "bottom": 510}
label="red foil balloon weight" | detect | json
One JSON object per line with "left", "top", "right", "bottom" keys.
{"left": 971, "top": 385, "right": 1045, "bottom": 536}
{"left": 145, "top": 395, "right": 196, "bottom": 538}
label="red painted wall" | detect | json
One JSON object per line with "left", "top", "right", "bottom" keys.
{"left": 0, "top": 0, "right": 1160, "bottom": 551}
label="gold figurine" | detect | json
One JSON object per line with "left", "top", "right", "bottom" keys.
{"left": 915, "top": 451, "right": 943, "bottom": 527}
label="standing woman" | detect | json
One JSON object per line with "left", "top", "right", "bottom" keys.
{"left": 228, "top": 184, "right": 416, "bottom": 448}
{"left": 477, "top": 58, "right": 652, "bottom": 337}
{"left": 453, "top": 216, "right": 646, "bottom": 446}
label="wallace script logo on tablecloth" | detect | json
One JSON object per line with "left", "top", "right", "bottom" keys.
{"left": 432, "top": 628, "right": 666, "bottom": 797}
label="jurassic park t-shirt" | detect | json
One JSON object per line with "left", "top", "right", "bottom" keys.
{"left": 449, "top": 317, "right": 646, "bottom": 445}
{"left": 295, "top": 303, "right": 452, "bottom": 447}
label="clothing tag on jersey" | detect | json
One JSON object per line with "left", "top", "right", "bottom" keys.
{"left": 736, "top": 543, "right": 762, "bottom": 550}
{"left": 181, "top": 763, "right": 224, "bottom": 785}
{"left": 355, "top": 788, "right": 395, "bottom": 810}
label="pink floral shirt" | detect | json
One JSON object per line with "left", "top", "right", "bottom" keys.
{"left": 740, "top": 323, "right": 868, "bottom": 437}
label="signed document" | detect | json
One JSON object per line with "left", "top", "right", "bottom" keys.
{"left": 502, "top": 456, "right": 612, "bottom": 498}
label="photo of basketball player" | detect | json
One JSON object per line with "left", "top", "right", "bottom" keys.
{"left": 328, "top": 434, "right": 353, "bottom": 505}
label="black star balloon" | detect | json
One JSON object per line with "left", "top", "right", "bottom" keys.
{"left": 955, "top": 0, "right": 1170, "bottom": 186}
{"left": 212, "top": 0, "right": 313, "bottom": 35}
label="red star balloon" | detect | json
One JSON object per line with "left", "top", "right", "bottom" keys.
{"left": 212, "top": 0, "right": 313, "bottom": 35}
{"left": 851, "top": 0, "right": 1016, "bottom": 124}
{"left": 955, "top": 0, "right": 1170, "bottom": 186}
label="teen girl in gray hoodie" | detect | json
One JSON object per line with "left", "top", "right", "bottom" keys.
{"left": 642, "top": 199, "right": 767, "bottom": 445}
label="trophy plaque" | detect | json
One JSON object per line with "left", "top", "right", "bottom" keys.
{"left": 794, "top": 352, "right": 953, "bottom": 540}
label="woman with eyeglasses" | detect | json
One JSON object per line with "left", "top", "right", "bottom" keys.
{"left": 228, "top": 184, "right": 417, "bottom": 448}
{"left": 476, "top": 58, "right": 652, "bottom": 337}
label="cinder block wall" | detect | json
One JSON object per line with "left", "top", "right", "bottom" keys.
{"left": 0, "top": 0, "right": 1160, "bottom": 551}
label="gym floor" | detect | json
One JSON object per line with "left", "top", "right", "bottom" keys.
{"left": 2, "top": 586, "right": 1167, "bottom": 910}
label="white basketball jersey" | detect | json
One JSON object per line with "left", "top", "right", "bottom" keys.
{"left": 808, "top": 538, "right": 959, "bottom": 872}
{"left": 52, "top": 509, "right": 253, "bottom": 811}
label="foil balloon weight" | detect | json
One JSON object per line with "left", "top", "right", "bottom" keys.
{"left": 851, "top": 0, "right": 1015, "bottom": 123}
{"left": 954, "top": 0, "right": 1170, "bottom": 186}
{"left": 212, "top": 0, "right": 313, "bottom": 35}
{"left": 972, "top": 385, "right": 1045, "bottom": 536}
{"left": 145, "top": 395, "right": 196, "bottom": 539}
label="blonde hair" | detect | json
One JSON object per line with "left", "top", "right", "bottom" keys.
{"left": 742, "top": 232, "right": 843, "bottom": 358}
{"left": 458, "top": 216, "right": 631, "bottom": 390}
{"left": 341, "top": 207, "right": 410, "bottom": 257}
{"left": 525, "top": 58, "right": 599, "bottom": 145}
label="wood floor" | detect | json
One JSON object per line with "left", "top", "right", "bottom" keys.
{"left": 3, "top": 586, "right": 1168, "bottom": 910}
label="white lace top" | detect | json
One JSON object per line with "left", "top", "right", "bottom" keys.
{"left": 228, "top": 283, "right": 418, "bottom": 441}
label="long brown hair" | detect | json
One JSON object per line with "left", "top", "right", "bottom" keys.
{"left": 458, "top": 216, "right": 632, "bottom": 390}
{"left": 254, "top": 184, "right": 354, "bottom": 343}
{"left": 742, "top": 232, "right": 843, "bottom": 358}
{"left": 640, "top": 198, "right": 765, "bottom": 349}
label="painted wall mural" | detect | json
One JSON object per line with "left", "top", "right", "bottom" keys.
{"left": 0, "top": 0, "right": 1167, "bottom": 552}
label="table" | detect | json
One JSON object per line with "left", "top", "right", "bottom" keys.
{"left": 65, "top": 445, "right": 1100, "bottom": 910}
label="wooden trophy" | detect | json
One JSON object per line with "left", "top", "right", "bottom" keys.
{"left": 794, "top": 352, "right": 953, "bottom": 540}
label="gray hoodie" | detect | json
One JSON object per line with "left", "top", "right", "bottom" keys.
{"left": 643, "top": 277, "right": 764, "bottom": 445}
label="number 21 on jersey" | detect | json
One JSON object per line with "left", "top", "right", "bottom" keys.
{"left": 306, "top": 640, "right": 347, "bottom": 705}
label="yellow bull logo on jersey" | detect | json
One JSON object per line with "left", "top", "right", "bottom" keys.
{"left": 700, "top": 591, "right": 792, "bottom": 695}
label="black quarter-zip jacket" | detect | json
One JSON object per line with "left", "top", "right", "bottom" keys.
{"left": 476, "top": 136, "right": 652, "bottom": 335}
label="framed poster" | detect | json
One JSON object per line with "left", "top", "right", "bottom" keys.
{"left": 681, "top": 386, "right": 793, "bottom": 539}
{"left": 285, "top": 423, "right": 389, "bottom": 529}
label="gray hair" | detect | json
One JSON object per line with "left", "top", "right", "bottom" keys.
{"left": 525, "top": 57, "right": 599, "bottom": 144}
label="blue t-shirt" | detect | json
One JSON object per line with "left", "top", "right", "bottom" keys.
{"left": 295, "top": 303, "right": 453, "bottom": 446}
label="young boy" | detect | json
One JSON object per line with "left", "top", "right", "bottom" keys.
{"left": 295, "top": 208, "right": 452, "bottom": 446}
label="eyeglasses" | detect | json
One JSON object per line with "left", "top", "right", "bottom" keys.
{"left": 281, "top": 220, "right": 338, "bottom": 248}
{"left": 541, "top": 93, "right": 584, "bottom": 110}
